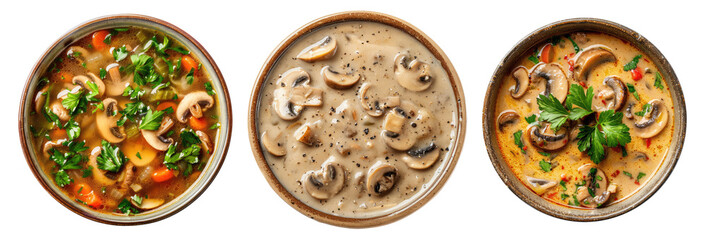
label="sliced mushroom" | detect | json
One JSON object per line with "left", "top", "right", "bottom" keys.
{"left": 302, "top": 157, "right": 345, "bottom": 200}
{"left": 88, "top": 146, "right": 118, "bottom": 186}
{"left": 261, "top": 130, "right": 286, "bottom": 157}
{"left": 105, "top": 63, "right": 129, "bottom": 97}
{"left": 176, "top": 91, "right": 214, "bottom": 123}
{"left": 381, "top": 102, "right": 436, "bottom": 151}
{"left": 96, "top": 98, "right": 125, "bottom": 143}
{"left": 43, "top": 139, "right": 67, "bottom": 157}
{"left": 366, "top": 161, "right": 397, "bottom": 195}
{"left": 296, "top": 36, "right": 337, "bottom": 62}
{"left": 634, "top": 151, "right": 649, "bottom": 161}
{"left": 141, "top": 116, "right": 174, "bottom": 151}
{"left": 497, "top": 110, "right": 520, "bottom": 132}
{"left": 272, "top": 68, "right": 323, "bottom": 120}
{"left": 528, "top": 123, "right": 568, "bottom": 151}
{"left": 633, "top": 99, "right": 669, "bottom": 138}
{"left": 358, "top": 82, "right": 400, "bottom": 117}
{"left": 625, "top": 102, "right": 635, "bottom": 119}
{"left": 132, "top": 198, "right": 165, "bottom": 210}
{"left": 525, "top": 176, "right": 557, "bottom": 195}
{"left": 510, "top": 66, "right": 529, "bottom": 98}
{"left": 34, "top": 86, "right": 49, "bottom": 113}
{"left": 576, "top": 164, "right": 611, "bottom": 208}
{"left": 402, "top": 142, "right": 440, "bottom": 169}
{"left": 294, "top": 124, "right": 315, "bottom": 146}
{"left": 196, "top": 130, "right": 213, "bottom": 154}
{"left": 49, "top": 101, "right": 70, "bottom": 122}
{"left": 570, "top": 45, "right": 617, "bottom": 82}
{"left": 394, "top": 53, "right": 433, "bottom": 92}
{"left": 321, "top": 65, "right": 360, "bottom": 89}
{"left": 592, "top": 76, "right": 627, "bottom": 111}
{"left": 73, "top": 74, "right": 106, "bottom": 97}
{"left": 529, "top": 63, "right": 569, "bottom": 103}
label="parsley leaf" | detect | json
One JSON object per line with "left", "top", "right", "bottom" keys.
{"left": 62, "top": 89, "right": 87, "bottom": 115}
{"left": 634, "top": 104, "right": 651, "bottom": 117}
{"left": 539, "top": 160, "right": 552, "bottom": 172}
{"left": 598, "top": 110, "right": 631, "bottom": 147}
{"left": 130, "top": 195, "right": 143, "bottom": 206}
{"left": 623, "top": 55, "right": 642, "bottom": 71}
{"left": 138, "top": 108, "right": 165, "bottom": 130}
{"left": 566, "top": 35, "right": 581, "bottom": 53}
{"left": 128, "top": 54, "right": 163, "bottom": 86}
{"left": 623, "top": 171, "right": 633, "bottom": 178}
{"left": 559, "top": 180, "right": 567, "bottom": 191}
{"left": 537, "top": 94, "right": 569, "bottom": 131}
{"left": 626, "top": 83, "right": 640, "bottom": 101}
{"left": 122, "top": 86, "right": 145, "bottom": 101}
{"left": 636, "top": 172, "right": 646, "bottom": 183}
{"left": 524, "top": 114, "right": 537, "bottom": 124}
{"left": 99, "top": 68, "right": 107, "bottom": 79}
{"left": 528, "top": 55, "right": 540, "bottom": 64}
{"left": 113, "top": 46, "right": 129, "bottom": 62}
{"left": 180, "top": 130, "right": 201, "bottom": 146}
{"left": 205, "top": 82, "right": 216, "bottom": 96}
{"left": 513, "top": 130, "right": 526, "bottom": 154}
{"left": 185, "top": 68, "right": 195, "bottom": 84}
{"left": 117, "top": 199, "right": 139, "bottom": 215}
{"left": 96, "top": 140, "right": 128, "bottom": 172}
{"left": 654, "top": 72, "right": 664, "bottom": 90}
{"left": 55, "top": 171, "right": 72, "bottom": 187}
{"left": 65, "top": 119, "right": 81, "bottom": 140}
{"left": 164, "top": 144, "right": 201, "bottom": 165}
{"left": 565, "top": 85, "right": 594, "bottom": 120}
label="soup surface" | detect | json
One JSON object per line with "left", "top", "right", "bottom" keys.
{"left": 257, "top": 21, "right": 458, "bottom": 218}
{"left": 494, "top": 32, "right": 673, "bottom": 208}
{"left": 29, "top": 26, "right": 220, "bottom": 214}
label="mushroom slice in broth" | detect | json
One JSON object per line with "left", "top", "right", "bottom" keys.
{"left": 302, "top": 157, "right": 346, "bottom": 200}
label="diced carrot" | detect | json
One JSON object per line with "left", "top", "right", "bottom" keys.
{"left": 49, "top": 128, "right": 67, "bottom": 140}
{"left": 152, "top": 167, "right": 174, "bottom": 183}
{"left": 631, "top": 67, "right": 643, "bottom": 81}
{"left": 181, "top": 55, "right": 198, "bottom": 73}
{"left": 539, "top": 43, "right": 554, "bottom": 63}
{"left": 52, "top": 71, "right": 74, "bottom": 83}
{"left": 73, "top": 183, "right": 103, "bottom": 208}
{"left": 92, "top": 30, "right": 110, "bottom": 51}
{"left": 189, "top": 116, "right": 208, "bottom": 131}
{"left": 156, "top": 101, "right": 178, "bottom": 112}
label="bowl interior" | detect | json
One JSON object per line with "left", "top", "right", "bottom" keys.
{"left": 483, "top": 18, "right": 686, "bottom": 221}
{"left": 19, "top": 15, "right": 232, "bottom": 225}
{"left": 249, "top": 11, "right": 466, "bottom": 227}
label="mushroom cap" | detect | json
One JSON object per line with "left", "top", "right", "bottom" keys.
{"left": 276, "top": 67, "right": 311, "bottom": 88}
{"left": 296, "top": 36, "right": 337, "bottom": 62}
{"left": 525, "top": 176, "right": 557, "bottom": 195}
{"left": 73, "top": 74, "right": 106, "bottom": 98}
{"left": 528, "top": 123, "right": 568, "bottom": 151}
{"left": 132, "top": 198, "right": 165, "bottom": 210}
{"left": 176, "top": 91, "right": 214, "bottom": 123}
{"left": 261, "top": 130, "right": 286, "bottom": 156}
{"left": 95, "top": 98, "right": 125, "bottom": 143}
{"left": 302, "top": 157, "right": 346, "bottom": 200}
{"left": 366, "top": 161, "right": 397, "bottom": 195}
{"left": 529, "top": 62, "right": 569, "bottom": 103}
{"left": 576, "top": 164, "right": 609, "bottom": 208}
{"left": 88, "top": 146, "right": 118, "bottom": 186}
{"left": 633, "top": 99, "right": 669, "bottom": 138}
{"left": 394, "top": 53, "right": 433, "bottom": 92}
{"left": 271, "top": 68, "right": 323, "bottom": 120}
{"left": 141, "top": 129, "right": 172, "bottom": 151}
{"left": 321, "top": 65, "right": 360, "bottom": 89}
{"left": 570, "top": 44, "right": 617, "bottom": 82}
{"left": 381, "top": 102, "right": 436, "bottom": 151}
{"left": 497, "top": 109, "right": 520, "bottom": 132}
{"left": 592, "top": 76, "right": 627, "bottom": 112}
{"left": 510, "top": 66, "right": 530, "bottom": 98}
{"left": 402, "top": 142, "right": 440, "bottom": 169}
{"left": 358, "top": 82, "right": 399, "bottom": 117}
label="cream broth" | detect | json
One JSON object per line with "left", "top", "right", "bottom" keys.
{"left": 257, "top": 22, "right": 458, "bottom": 218}
{"left": 494, "top": 32, "right": 673, "bottom": 208}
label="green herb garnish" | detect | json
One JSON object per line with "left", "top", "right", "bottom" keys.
{"left": 623, "top": 55, "right": 642, "bottom": 71}
{"left": 513, "top": 130, "right": 526, "bottom": 154}
{"left": 627, "top": 83, "right": 640, "bottom": 101}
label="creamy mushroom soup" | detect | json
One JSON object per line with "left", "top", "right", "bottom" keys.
{"left": 257, "top": 22, "right": 458, "bottom": 218}
{"left": 494, "top": 32, "right": 673, "bottom": 208}
{"left": 29, "top": 27, "right": 220, "bottom": 214}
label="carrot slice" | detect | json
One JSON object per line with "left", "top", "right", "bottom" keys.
{"left": 73, "top": 183, "right": 103, "bottom": 208}
{"left": 92, "top": 30, "right": 110, "bottom": 51}
{"left": 122, "top": 136, "right": 158, "bottom": 166}
{"left": 52, "top": 71, "right": 74, "bottom": 83}
{"left": 539, "top": 43, "right": 554, "bottom": 63}
{"left": 181, "top": 55, "right": 198, "bottom": 73}
{"left": 189, "top": 116, "right": 208, "bottom": 131}
{"left": 156, "top": 101, "right": 178, "bottom": 112}
{"left": 152, "top": 167, "right": 174, "bottom": 183}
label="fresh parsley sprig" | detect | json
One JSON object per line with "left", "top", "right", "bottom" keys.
{"left": 537, "top": 84, "right": 631, "bottom": 163}
{"left": 96, "top": 140, "right": 129, "bottom": 172}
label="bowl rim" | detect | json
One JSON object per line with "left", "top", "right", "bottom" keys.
{"left": 18, "top": 14, "right": 233, "bottom": 225}
{"left": 248, "top": 10, "right": 466, "bottom": 228}
{"left": 482, "top": 17, "right": 686, "bottom": 221}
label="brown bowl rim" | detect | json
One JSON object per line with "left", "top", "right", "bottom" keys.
{"left": 248, "top": 11, "right": 466, "bottom": 228}
{"left": 18, "top": 14, "right": 233, "bottom": 225}
{"left": 482, "top": 18, "right": 686, "bottom": 221}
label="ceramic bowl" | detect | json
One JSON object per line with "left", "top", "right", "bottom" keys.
{"left": 18, "top": 14, "right": 232, "bottom": 225}
{"left": 483, "top": 18, "right": 686, "bottom": 221}
{"left": 248, "top": 11, "right": 466, "bottom": 227}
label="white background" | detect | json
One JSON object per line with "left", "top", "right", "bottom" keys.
{"left": 1, "top": 0, "right": 701, "bottom": 239}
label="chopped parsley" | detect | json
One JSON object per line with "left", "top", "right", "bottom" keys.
{"left": 623, "top": 171, "right": 633, "bottom": 178}
{"left": 654, "top": 72, "right": 664, "bottom": 90}
{"left": 565, "top": 35, "right": 581, "bottom": 53}
{"left": 513, "top": 130, "right": 526, "bottom": 154}
{"left": 64, "top": 119, "right": 81, "bottom": 140}
{"left": 524, "top": 114, "right": 537, "bottom": 124}
{"left": 539, "top": 160, "right": 552, "bottom": 172}
{"left": 117, "top": 199, "right": 139, "bottom": 215}
{"left": 138, "top": 108, "right": 166, "bottom": 130}
{"left": 209, "top": 123, "right": 221, "bottom": 130}
{"left": 96, "top": 140, "right": 128, "bottom": 172}
{"left": 636, "top": 172, "right": 646, "bottom": 183}
{"left": 48, "top": 141, "right": 88, "bottom": 187}
{"left": 113, "top": 46, "right": 129, "bottom": 62}
{"left": 559, "top": 180, "right": 567, "bottom": 191}
{"left": 99, "top": 68, "right": 107, "bottom": 79}
{"left": 130, "top": 195, "right": 143, "bottom": 206}
{"left": 185, "top": 68, "right": 195, "bottom": 84}
{"left": 205, "top": 82, "right": 216, "bottom": 96}
{"left": 623, "top": 55, "right": 642, "bottom": 71}
{"left": 634, "top": 104, "right": 651, "bottom": 117}
{"left": 626, "top": 83, "right": 640, "bottom": 101}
